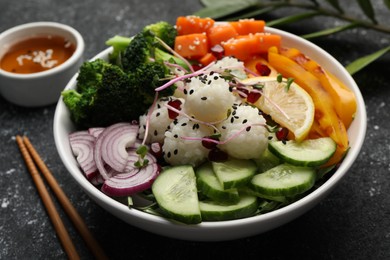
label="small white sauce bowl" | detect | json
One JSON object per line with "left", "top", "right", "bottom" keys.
{"left": 0, "top": 22, "right": 84, "bottom": 107}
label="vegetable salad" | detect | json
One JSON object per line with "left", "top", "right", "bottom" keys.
{"left": 65, "top": 16, "right": 357, "bottom": 224}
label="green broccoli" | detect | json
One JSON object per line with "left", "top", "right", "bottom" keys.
{"left": 62, "top": 59, "right": 174, "bottom": 128}
{"left": 106, "top": 21, "right": 187, "bottom": 71}
{"left": 62, "top": 21, "right": 184, "bottom": 129}
{"left": 142, "top": 21, "right": 177, "bottom": 48}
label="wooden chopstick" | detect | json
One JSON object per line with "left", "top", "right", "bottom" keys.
{"left": 16, "top": 135, "right": 108, "bottom": 260}
{"left": 16, "top": 135, "right": 80, "bottom": 260}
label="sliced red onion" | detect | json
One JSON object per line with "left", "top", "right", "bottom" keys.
{"left": 88, "top": 127, "right": 105, "bottom": 138}
{"left": 100, "top": 122, "right": 139, "bottom": 172}
{"left": 94, "top": 129, "right": 111, "bottom": 180}
{"left": 69, "top": 130, "right": 97, "bottom": 179}
{"left": 124, "top": 148, "right": 157, "bottom": 172}
{"left": 101, "top": 163, "right": 161, "bottom": 197}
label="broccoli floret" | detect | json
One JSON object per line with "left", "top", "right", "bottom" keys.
{"left": 142, "top": 21, "right": 177, "bottom": 48}
{"left": 62, "top": 59, "right": 166, "bottom": 128}
{"left": 63, "top": 21, "right": 183, "bottom": 128}
{"left": 106, "top": 21, "right": 187, "bottom": 71}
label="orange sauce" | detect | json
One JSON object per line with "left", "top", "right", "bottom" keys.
{"left": 0, "top": 35, "right": 76, "bottom": 74}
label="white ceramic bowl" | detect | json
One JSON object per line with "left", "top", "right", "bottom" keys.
{"left": 54, "top": 27, "right": 366, "bottom": 241}
{"left": 0, "top": 22, "right": 84, "bottom": 107}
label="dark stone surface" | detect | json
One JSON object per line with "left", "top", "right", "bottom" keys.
{"left": 0, "top": 1, "right": 389, "bottom": 259}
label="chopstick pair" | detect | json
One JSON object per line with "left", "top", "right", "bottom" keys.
{"left": 16, "top": 135, "right": 108, "bottom": 260}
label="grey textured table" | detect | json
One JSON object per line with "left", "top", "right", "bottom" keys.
{"left": 1, "top": 1, "right": 389, "bottom": 259}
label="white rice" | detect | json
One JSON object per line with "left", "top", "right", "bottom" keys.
{"left": 138, "top": 96, "right": 184, "bottom": 144}
{"left": 183, "top": 72, "right": 236, "bottom": 122}
{"left": 217, "top": 104, "right": 269, "bottom": 159}
{"left": 162, "top": 116, "right": 214, "bottom": 167}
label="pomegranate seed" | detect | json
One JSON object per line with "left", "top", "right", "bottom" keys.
{"left": 208, "top": 148, "right": 228, "bottom": 162}
{"left": 167, "top": 99, "right": 182, "bottom": 119}
{"left": 276, "top": 127, "right": 289, "bottom": 141}
{"left": 192, "top": 64, "right": 203, "bottom": 71}
{"left": 255, "top": 63, "right": 271, "bottom": 76}
{"left": 202, "top": 136, "right": 218, "bottom": 149}
{"left": 246, "top": 91, "right": 261, "bottom": 103}
{"left": 238, "top": 88, "right": 249, "bottom": 98}
{"left": 150, "top": 142, "right": 163, "bottom": 158}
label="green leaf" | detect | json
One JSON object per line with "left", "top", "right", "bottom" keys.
{"left": 301, "top": 22, "right": 360, "bottom": 39}
{"left": 226, "top": 6, "right": 278, "bottom": 21}
{"left": 266, "top": 11, "right": 320, "bottom": 27}
{"left": 200, "top": 0, "right": 250, "bottom": 7}
{"left": 384, "top": 0, "right": 390, "bottom": 10}
{"left": 346, "top": 45, "right": 390, "bottom": 75}
{"left": 194, "top": 1, "right": 257, "bottom": 19}
{"left": 325, "top": 0, "right": 343, "bottom": 13}
{"left": 356, "top": 0, "right": 377, "bottom": 23}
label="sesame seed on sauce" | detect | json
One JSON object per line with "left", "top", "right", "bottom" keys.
{"left": 189, "top": 89, "right": 194, "bottom": 95}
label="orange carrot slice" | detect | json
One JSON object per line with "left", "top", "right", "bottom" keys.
{"left": 229, "top": 20, "right": 265, "bottom": 35}
{"left": 176, "top": 16, "right": 215, "bottom": 35}
{"left": 207, "top": 24, "right": 238, "bottom": 47}
{"left": 174, "top": 33, "right": 209, "bottom": 59}
{"left": 199, "top": 52, "right": 217, "bottom": 66}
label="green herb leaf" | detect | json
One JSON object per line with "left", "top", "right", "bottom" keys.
{"left": 195, "top": 0, "right": 257, "bottom": 19}
{"left": 346, "top": 45, "right": 390, "bottom": 75}
{"left": 325, "top": 0, "right": 343, "bottom": 13}
{"left": 266, "top": 11, "right": 320, "bottom": 27}
{"left": 384, "top": 0, "right": 390, "bottom": 10}
{"left": 357, "top": 0, "right": 377, "bottom": 24}
{"left": 226, "top": 6, "right": 277, "bottom": 21}
{"left": 302, "top": 22, "right": 360, "bottom": 39}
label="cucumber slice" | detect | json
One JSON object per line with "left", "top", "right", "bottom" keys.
{"left": 212, "top": 158, "right": 257, "bottom": 189}
{"left": 254, "top": 148, "right": 281, "bottom": 172}
{"left": 268, "top": 137, "right": 337, "bottom": 167}
{"left": 152, "top": 165, "right": 201, "bottom": 224}
{"left": 196, "top": 162, "right": 240, "bottom": 203}
{"left": 250, "top": 164, "right": 316, "bottom": 197}
{"left": 199, "top": 194, "right": 258, "bottom": 221}
{"left": 239, "top": 186, "right": 287, "bottom": 203}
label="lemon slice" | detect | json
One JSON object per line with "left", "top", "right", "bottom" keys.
{"left": 243, "top": 76, "right": 315, "bottom": 142}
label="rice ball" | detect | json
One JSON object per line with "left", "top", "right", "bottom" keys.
{"left": 184, "top": 72, "right": 235, "bottom": 123}
{"left": 138, "top": 96, "right": 184, "bottom": 144}
{"left": 205, "top": 56, "right": 247, "bottom": 79}
{"left": 162, "top": 116, "right": 213, "bottom": 167}
{"left": 217, "top": 104, "right": 269, "bottom": 159}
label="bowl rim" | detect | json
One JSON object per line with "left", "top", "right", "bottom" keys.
{"left": 53, "top": 26, "right": 367, "bottom": 237}
{"left": 0, "top": 21, "right": 85, "bottom": 79}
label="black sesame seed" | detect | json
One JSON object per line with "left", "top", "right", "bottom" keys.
{"left": 242, "top": 119, "right": 248, "bottom": 124}
{"left": 154, "top": 130, "right": 158, "bottom": 136}
{"left": 174, "top": 149, "right": 178, "bottom": 155}
{"left": 214, "top": 76, "right": 218, "bottom": 80}
{"left": 183, "top": 89, "right": 188, "bottom": 95}
{"left": 208, "top": 80, "right": 212, "bottom": 85}
{"left": 167, "top": 151, "right": 171, "bottom": 158}
{"left": 246, "top": 126, "right": 251, "bottom": 132}
{"left": 189, "top": 89, "right": 194, "bottom": 95}
{"left": 201, "top": 97, "right": 207, "bottom": 100}
{"left": 222, "top": 126, "right": 226, "bottom": 129}
{"left": 156, "top": 112, "right": 160, "bottom": 117}
{"left": 181, "top": 123, "right": 187, "bottom": 126}
{"left": 230, "top": 117, "right": 234, "bottom": 123}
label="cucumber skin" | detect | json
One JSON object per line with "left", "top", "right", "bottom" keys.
{"left": 212, "top": 159, "right": 257, "bottom": 189}
{"left": 249, "top": 164, "right": 316, "bottom": 197}
{"left": 199, "top": 195, "right": 258, "bottom": 221}
{"left": 268, "top": 137, "right": 337, "bottom": 167}
{"left": 152, "top": 165, "right": 202, "bottom": 224}
{"left": 196, "top": 162, "right": 240, "bottom": 203}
